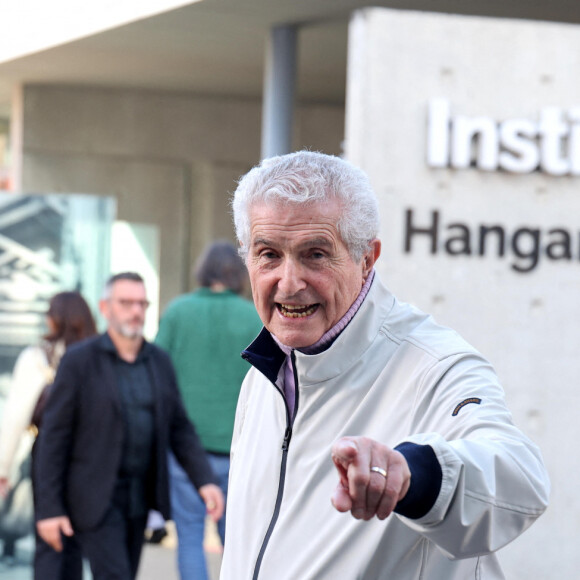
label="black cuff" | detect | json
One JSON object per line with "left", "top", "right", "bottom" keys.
{"left": 394, "top": 442, "right": 442, "bottom": 520}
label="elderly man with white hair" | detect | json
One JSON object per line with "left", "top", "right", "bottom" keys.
{"left": 220, "top": 150, "right": 549, "bottom": 580}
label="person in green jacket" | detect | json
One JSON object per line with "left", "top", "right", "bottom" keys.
{"left": 155, "top": 240, "right": 262, "bottom": 580}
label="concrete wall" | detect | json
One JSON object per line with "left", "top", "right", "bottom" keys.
{"left": 17, "top": 85, "right": 344, "bottom": 310}
{"left": 345, "top": 8, "right": 580, "bottom": 578}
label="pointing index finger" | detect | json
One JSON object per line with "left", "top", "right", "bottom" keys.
{"left": 331, "top": 438, "right": 359, "bottom": 464}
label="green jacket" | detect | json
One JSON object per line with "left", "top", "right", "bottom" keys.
{"left": 155, "top": 288, "right": 262, "bottom": 453}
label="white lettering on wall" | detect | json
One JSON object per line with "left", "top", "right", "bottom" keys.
{"left": 427, "top": 98, "right": 580, "bottom": 175}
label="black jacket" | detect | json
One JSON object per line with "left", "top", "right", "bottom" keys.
{"left": 34, "top": 333, "right": 215, "bottom": 531}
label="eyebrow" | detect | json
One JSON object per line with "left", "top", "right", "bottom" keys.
{"left": 251, "top": 237, "right": 272, "bottom": 248}
{"left": 251, "top": 237, "right": 334, "bottom": 250}
{"left": 301, "top": 237, "right": 333, "bottom": 249}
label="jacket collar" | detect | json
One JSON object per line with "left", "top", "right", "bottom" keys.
{"left": 242, "top": 328, "right": 286, "bottom": 384}
{"left": 242, "top": 272, "right": 396, "bottom": 385}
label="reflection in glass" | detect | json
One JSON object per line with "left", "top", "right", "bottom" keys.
{"left": 0, "top": 193, "right": 114, "bottom": 575}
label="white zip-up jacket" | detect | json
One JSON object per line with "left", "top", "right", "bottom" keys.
{"left": 221, "top": 274, "right": 549, "bottom": 580}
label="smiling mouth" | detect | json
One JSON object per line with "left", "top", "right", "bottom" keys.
{"left": 277, "top": 303, "right": 319, "bottom": 318}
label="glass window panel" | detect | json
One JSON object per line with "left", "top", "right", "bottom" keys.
{"left": 0, "top": 192, "right": 115, "bottom": 576}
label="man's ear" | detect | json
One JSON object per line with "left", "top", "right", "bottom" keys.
{"left": 363, "top": 239, "right": 381, "bottom": 277}
{"left": 98, "top": 299, "right": 109, "bottom": 319}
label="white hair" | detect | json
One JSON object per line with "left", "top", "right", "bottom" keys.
{"left": 231, "top": 151, "right": 379, "bottom": 262}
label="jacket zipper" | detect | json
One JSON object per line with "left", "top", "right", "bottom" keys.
{"left": 252, "top": 351, "right": 299, "bottom": 580}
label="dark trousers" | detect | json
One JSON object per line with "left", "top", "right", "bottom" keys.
{"left": 32, "top": 442, "right": 83, "bottom": 580}
{"left": 34, "top": 531, "right": 83, "bottom": 580}
{"left": 75, "top": 485, "right": 148, "bottom": 580}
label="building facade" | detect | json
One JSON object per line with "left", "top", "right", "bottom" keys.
{"left": 0, "top": 1, "right": 578, "bottom": 577}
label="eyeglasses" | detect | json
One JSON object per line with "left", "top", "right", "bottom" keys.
{"left": 114, "top": 299, "right": 150, "bottom": 309}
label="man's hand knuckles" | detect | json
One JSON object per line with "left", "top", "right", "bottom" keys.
{"left": 367, "top": 479, "right": 384, "bottom": 495}
{"left": 351, "top": 471, "right": 371, "bottom": 488}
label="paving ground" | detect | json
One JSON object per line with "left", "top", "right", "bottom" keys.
{"left": 139, "top": 520, "right": 222, "bottom": 580}
{"left": 0, "top": 520, "right": 222, "bottom": 580}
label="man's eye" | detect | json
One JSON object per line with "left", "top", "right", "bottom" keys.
{"left": 310, "top": 251, "right": 325, "bottom": 259}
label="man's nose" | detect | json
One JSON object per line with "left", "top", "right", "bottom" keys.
{"left": 277, "top": 258, "right": 307, "bottom": 296}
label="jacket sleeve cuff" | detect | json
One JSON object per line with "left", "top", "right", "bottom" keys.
{"left": 394, "top": 442, "right": 442, "bottom": 519}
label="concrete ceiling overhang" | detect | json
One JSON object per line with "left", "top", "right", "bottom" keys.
{"left": 0, "top": 0, "right": 579, "bottom": 114}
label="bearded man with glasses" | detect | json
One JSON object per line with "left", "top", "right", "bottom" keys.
{"left": 34, "top": 272, "right": 223, "bottom": 580}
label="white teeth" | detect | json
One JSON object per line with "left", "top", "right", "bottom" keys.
{"left": 279, "top": 304, "right": 317, "bottom": 318}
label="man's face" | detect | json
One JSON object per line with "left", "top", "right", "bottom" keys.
{"left": 100, "top": 280, "right": 149, "bottom": 339}
{"left": 246, "top": 199, "right": 379, "bottom": 348}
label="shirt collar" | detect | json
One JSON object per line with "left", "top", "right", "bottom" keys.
{"left": 101, "top": 331, "right": 152, "bottom": 362}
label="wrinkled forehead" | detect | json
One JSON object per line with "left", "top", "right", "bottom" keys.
{"left": 248, "top": 195, "right": 344, "bottom": 222}
{"left": 249, "top": 198, "right": 343, "bottom": 236}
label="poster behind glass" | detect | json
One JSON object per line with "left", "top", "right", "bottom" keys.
{"left": 0, "top": 192, "right": 115, "bottom": 576}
